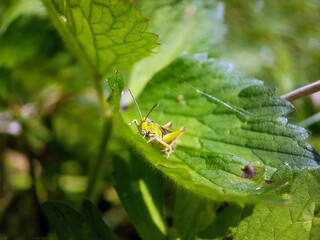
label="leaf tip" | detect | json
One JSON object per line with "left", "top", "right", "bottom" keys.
{"left": 107, "top": 71, "right": 125, "bottom": 94}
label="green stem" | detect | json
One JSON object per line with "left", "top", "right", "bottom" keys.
{"left": 86, "top": 115, "right": 113, "bottom": 201}
{"left": 93, "top": 75, "right": 107, "bottom": 114}
{"left": 41, "top": 0, "right": 112, "bottom": 201}
{"left": 86, "top": 76, "right": 112, "bottom": 201}
{"left": 86, "top": 80, "right": 112, "bottom": 201}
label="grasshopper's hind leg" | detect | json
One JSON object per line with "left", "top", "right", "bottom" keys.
{"left": 164, "top": 121, "right": 173, "bottom": 129}
{"left": 148, "top": 137, "right": 173, "bottom": 158}
{"left": 163, "top": 126, "right": 186, "bottom": 149}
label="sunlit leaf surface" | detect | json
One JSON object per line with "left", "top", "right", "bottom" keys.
{"left": 42, "top": 0, "right": 159, "bottom": 76}
{"left": 120, "top": 54, "right": 320, "bottom": 204}
{"left": 235, "top": 170, "right": 320, "bottom": 240}
{"left": 114, "top": 151, "right": 166, "bottom": 240}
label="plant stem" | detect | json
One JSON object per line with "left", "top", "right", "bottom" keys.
{"left": 41, "top": 0, "right": 112, "bottom": 202}
{"left": 85, "top": 74, "right": 113, "bottom": 201}
{"left": 86, "top": 115, "right": 113, "bottom": 201}
{"left": 298, "top": 112, "right": 320, "bottom": 128}
{"left": 281, "top": 80, "right": 320, "bottom": 102}
{"left": 93, "top": 75, "right": 107, "bottom": 113}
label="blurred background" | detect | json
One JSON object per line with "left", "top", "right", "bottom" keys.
{"left": 0, "top": 0, "right": 320, "bottom": 239}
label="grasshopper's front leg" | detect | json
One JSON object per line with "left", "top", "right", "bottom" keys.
{"left": 128, "top": 119, "right": 139, "bottom": 126}
{"left": 128, "top": 119, "right": 140, "bottom": 131}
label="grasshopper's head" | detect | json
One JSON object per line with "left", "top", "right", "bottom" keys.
{"left": 139, "top": 117, "right": 152, "bottom": 136}
{"left": 128, "top": 89, "right": 158, "bottom": 136}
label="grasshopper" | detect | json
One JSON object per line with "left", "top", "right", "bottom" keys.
{"left": 128, "top": 89, "right": 186, "bottom": 158}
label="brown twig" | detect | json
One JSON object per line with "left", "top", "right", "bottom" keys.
{"left": 281, "top": 80, "right": 320, "bottom": 102}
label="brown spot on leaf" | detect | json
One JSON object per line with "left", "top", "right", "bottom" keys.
{"left": 242, "top": 165, "right": 256, "bottom": 179}
{"left": 265, "top": 180, "right": 275, "bottom": 184}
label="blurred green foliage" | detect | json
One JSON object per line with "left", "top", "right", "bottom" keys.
{"left": 219, "top": 0, "right": 320, "bottom": 155}
{"left": 0, "top": 0, "right": 320, "bottom": 239}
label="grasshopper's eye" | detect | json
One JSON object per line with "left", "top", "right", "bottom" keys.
{"left": 147, "top": 119, "right": 151, "bottom": 126}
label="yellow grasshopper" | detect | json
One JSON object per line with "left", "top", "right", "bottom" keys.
{"left": 128, "top": 89, "right": 186, "bottom": 158}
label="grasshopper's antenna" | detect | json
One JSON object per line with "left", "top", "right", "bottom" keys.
{"left": 145, "top": 104, "right": 158, "bottom": 119}
{"left": 128, "top": 89, "right": 143, "bottom": 120}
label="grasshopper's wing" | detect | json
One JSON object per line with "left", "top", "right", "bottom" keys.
{"left": 159, "top": 126, "right": 172, "bottom": 136}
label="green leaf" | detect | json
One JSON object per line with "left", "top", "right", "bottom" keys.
{"left": 41, "top": 200, "right": 118, "bottom": 240}
{"left": 234, "top": 170, "right": 320, "bottom": 240}
{"left": 198, "top": 202, "right": 244, "bottom": 239}
{"left": 107, "top": 71, "right": 124, "bottom": 95}
{"left": 107, "top": 71, "right": 125, "bottom": 108}
{"left": 0, "top": 16, "right": 60, "bottom": 68}
{"left": 128, "top": 0, "right": 226, "bottom": 98}
{"left": 41, "top": 0, "right": 159, "bottom": 77}
{"left": 113, "top": 150, "right": 166, "bottom": 240}
{"left": 0, "top": 0, "right": 45, "bottom": 33}
{"left": 121, "top": 53, "right": 320, "bottom": 204}
{"left": 172, "top": 189, "right": 220, "bottom": 240}
{"left": 81, "top": 200, "right": 118, "bottom": 240}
